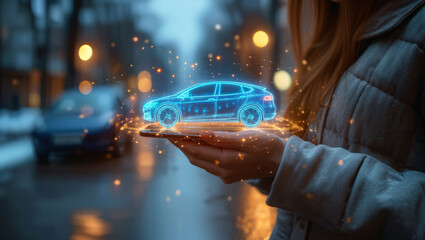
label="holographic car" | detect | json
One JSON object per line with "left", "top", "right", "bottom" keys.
{"left": 142, "top": 81, "right": 276, "bottom": 128}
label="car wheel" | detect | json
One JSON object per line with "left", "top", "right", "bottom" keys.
{"left": 36, "top": 152, "right": 49, "bottom": 164}
{"left": 157, "top": 105, "right": 179, "bottom": 128}
{"left": 112, "top": 139, "right": 126, "bottom": 157}
{"left": 240, "top": 105, "right": 262, "bottom": 128}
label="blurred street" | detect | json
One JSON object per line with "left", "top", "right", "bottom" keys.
{"left": 0, "top": 134, "right": 276, "bottom": 240}
{"left": 0, "top": 0, "right": 293, "bottom": 238}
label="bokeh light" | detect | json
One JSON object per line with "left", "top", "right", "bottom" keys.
{"left": 114, "top": 179, "right": 121, "bottom": 186}
{"left": 78, "top": 80, "right": 93, "bottom": 95}
{"left": 78, "top": 44, "right": 93, "bottom": 61}
{"left": 253, "top": 31, "right": 269, "bottom": 48}
{"left": 273, "top": 70, "right": 292, "bottom": 91}
{"left": 80, "top": 105, "right": 94, "bottom": 117}
{"left": 137, "top": 70, "right": 152, "bottom": 93}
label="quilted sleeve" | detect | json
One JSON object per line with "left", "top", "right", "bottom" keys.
{"left": 266, "top": 135, "right": 425, "bottom": 239}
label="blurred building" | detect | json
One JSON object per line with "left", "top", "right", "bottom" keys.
{"left": 1, "top": 0, "right": 294, "bottom": 114}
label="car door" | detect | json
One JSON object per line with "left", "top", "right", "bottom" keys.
{"left": 179, "top": 83, "right": 218, "bottom": 121}
{"left": 216, "top": 83, "right": 247, "bottom": 120}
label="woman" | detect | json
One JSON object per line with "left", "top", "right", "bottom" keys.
{"left": 170, "top": 0, "right": 425, "bottom": 239}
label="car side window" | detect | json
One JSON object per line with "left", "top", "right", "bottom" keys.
{"left": 189, "top": 84, "right": 216, "bottom": 97}
{"left": 220, "top": 84, "right": 242, "bottom": 95}
{"left": 242, "top": 87, "right": 252, "bottom": 93}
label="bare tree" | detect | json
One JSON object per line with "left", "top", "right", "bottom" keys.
{"left": 65, "top": 0, "right": 82, "bottom": 88}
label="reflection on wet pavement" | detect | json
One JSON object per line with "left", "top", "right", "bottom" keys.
{"left": 237, "top": 185, "right": 277, "bottom": 240}
{"left": 71, "top": 210, "right": 111, "bottom": 240}
{"left": 136, "top": 148, "right": 155, "bottom": 181}
{"left": 0, "top": 131, "right": 278, "bottom": 240}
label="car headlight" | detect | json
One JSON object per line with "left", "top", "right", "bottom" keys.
{"left": 144, "top": 101, "right": 158, "bottom": 108}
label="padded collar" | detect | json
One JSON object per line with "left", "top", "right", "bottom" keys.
{"left": 360, "top": 0, "right": 425, "bottom": 40}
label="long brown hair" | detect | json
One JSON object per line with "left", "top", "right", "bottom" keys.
{"left": 286, "top": 0, "right": 385, "bottom": 132}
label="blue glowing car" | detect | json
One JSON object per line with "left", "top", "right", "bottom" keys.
{"left": 142, "top": 81, "right": 276, "bottom": 128}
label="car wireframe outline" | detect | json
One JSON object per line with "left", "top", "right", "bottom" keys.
{"left": 142, "top": 81, "right": 276, "bottom": 128}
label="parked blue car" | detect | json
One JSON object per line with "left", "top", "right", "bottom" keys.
{"left": 142, "top": 81, "right": 276, "bottom": 128}
{"left": 33, "top": 85, "right": 130, "bottom": 163}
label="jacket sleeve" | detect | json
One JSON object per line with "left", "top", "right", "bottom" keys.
{"left": 266, "top": 135, "right": 425, "bottom": 239}
{"left": 246, "top": 178, "right": 274, "bottom": 195}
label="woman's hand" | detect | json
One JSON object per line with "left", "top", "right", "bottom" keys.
{"left": 169, "top": 130, "right": 285, "bottom": 184}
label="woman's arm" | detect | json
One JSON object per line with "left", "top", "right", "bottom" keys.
{"left": 170, "top": 130, "right": 425, "bottom": 238}
{"left": 268, "top": 135, "right": 425, "bottom": 239}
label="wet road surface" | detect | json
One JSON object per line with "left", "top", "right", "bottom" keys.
{"left": 0, "top": 134, "right": 276, "bottom": 240}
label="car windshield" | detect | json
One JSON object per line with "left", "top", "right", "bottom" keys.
{"left": 50, "top": 91, "right": 115, "bottom": 115}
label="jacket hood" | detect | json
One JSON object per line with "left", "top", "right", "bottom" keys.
{"left": 361, "top": 0, "right": 425, "bottom": 40}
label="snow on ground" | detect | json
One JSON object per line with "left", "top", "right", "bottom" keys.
{"left": 0, "top": 137, "right": 34, "bottom": 170}
{"left": 0, "top": 108, "right": 41, "bottom": 136}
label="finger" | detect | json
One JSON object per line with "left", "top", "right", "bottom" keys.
{"left": 182, "top": 143, "right": 222, "bottom": 162}
{"left": 187, "top": 156, "right": 226, "bottom": 177}
{"left": 182, "top": 144, "right": 244, "bottom": 168}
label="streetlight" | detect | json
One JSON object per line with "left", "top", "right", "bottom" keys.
{"left": 273, "top": 70, "right": 292, "bottom": 91}
{"left": 78, "top": 44, "right": 93, "bottom": 61}
{"left": 252, "top": 31, "right": 269, "bottom": 48}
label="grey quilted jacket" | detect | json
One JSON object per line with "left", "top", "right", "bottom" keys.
{"left": 256, "top": 0, "right": 425, "bottom": 239}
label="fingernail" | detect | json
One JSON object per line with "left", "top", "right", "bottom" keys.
{"left": 200, "top": 130, "right": 214, "bottom": 139}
